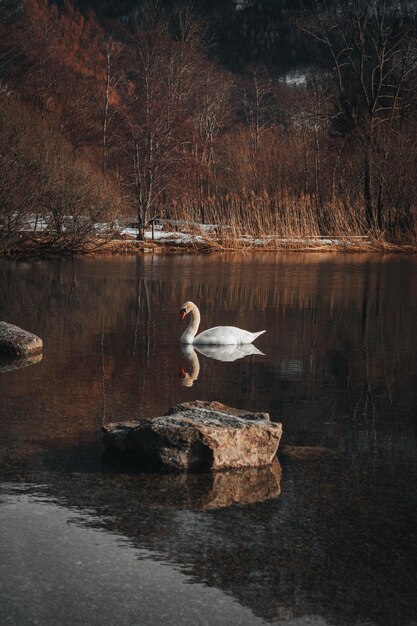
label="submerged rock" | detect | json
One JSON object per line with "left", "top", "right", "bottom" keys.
{"left": 279, "top": 445, "right": 337, "bottom": 460}
{"left": 101, "top": 401, "right": 282, "bottom": 472}
{"left": 0, "top": 322, "right": 43, "bottom": 358}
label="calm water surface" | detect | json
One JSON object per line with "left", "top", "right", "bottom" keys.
{"left": 0, "top": 253, "right": 417, "bottom": 626}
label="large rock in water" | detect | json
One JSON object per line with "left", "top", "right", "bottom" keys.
{"left": 101, "top": 401, "right": 283, "bottom": 472}
{"left": 0, "top": 322, "right": 43, "bottom": 357}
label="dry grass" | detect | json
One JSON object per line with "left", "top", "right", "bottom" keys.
{"left": 7, "top": 237, "right": 415, "bottom": 259}
{"left": 81, "top": 235, "right": 417, "bottom": 256}
{"left": 5, "top": 202, "right": 417, "bottom": 259}
{"left": 162, "top": 192, "right": 417, "bottom": 253}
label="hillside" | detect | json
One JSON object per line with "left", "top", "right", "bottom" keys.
{"left": 0, "top": 0, "right": 416, "bottom": 253}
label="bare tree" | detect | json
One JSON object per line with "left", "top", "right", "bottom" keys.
{"left": 190, "top": 68, "right": 231, "bottom": 223}
{"left": 100, "top": 36, "right": 124, "bottom": 172}
{"left": 243, "top": 67, "right": 271, "bottom": 153}
{"left": 128, "top": 1, "right": 197, "bottom": 239}
{"left": 304, "top": 0, "right": 417, "bottom": 231}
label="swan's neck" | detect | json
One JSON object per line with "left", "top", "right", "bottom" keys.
{"left": 181, "top": 305, "right": 200, "bottom": 344}
{"left": 188, "top": 348, "right": 200, "bottom": 380}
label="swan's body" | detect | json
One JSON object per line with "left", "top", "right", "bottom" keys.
{"left": 180, "top": 301, "right": 266, "bottom": 346}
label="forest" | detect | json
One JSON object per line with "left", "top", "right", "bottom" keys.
{"left": 0, "top": 0, "right": 416, "bottom": 253}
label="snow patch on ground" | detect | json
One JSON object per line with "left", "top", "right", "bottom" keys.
{"left": 14, "top": 214, "right": 370, "bottom": 247}
{"left": 120, "top": 225, "right": 368, "bottom": 247}
{"left": 119, "top": 228, "right": 205, "bottom": 244}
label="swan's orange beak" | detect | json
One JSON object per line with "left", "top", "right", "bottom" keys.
{"left": 180, "top": 309, "right": 187, "bottom": 321}
{"left": 179, "top": 368, "right": 187, "bottom": 378}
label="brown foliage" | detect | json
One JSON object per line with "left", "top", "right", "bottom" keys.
{"left": 0, "top": 0, "right": 416, "bottom": 253}
{"left": 0, "top": 93, "right": 125, "bottom": 253}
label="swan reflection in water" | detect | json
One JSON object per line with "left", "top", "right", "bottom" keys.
{"left": 179, "top": 344, "right": 264, "bottom": 387}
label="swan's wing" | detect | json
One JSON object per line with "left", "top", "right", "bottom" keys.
{"left": 193, "top": 326, "right": 265, "bottom": 345}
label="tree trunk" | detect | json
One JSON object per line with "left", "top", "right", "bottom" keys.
{"left": 377, "top": 181, "right": 384, "bottom": 231}
{"left": 364, "top": 148, "right": 374, "bottom": 229}
{"left": 102, "top": 50, "right": 111, "bottom": 172}
{"left": 136, "top": 214, "right": 145, "bottom": 240}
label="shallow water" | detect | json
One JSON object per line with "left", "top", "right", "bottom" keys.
{"left": 0, "top": 253, "right": 417, "bottom": 626}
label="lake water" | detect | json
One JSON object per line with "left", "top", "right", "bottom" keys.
{"left": 0, "top": 253, "right": 416, "bottom": 626}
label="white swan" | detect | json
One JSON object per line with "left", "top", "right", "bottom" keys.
{"left": 180, "top": 301, "right": 266, "bottom": 345}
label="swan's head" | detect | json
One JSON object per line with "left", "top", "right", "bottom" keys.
{"left": 180, "top": 301, "right": 194, "bottom": 321}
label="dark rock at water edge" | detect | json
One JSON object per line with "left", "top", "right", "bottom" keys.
{"left": 0, "top": 322, "right": 43, "bottom": 358}
{"left": 101, "top": 401, "right": 283, "bottom": 472}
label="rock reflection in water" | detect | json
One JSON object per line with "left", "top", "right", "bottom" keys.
{"left": 4, "top": 449, "right": 416, "bottom": 626}
{"left": 103, "top": 455, "right": 281, "bottom": 510}
{"left": 0, "top": 352, "right": 42, "bottom": 374}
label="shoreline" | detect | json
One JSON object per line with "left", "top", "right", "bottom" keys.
{"left": 1, "top": 235, "right": 417, "bottom": 259}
